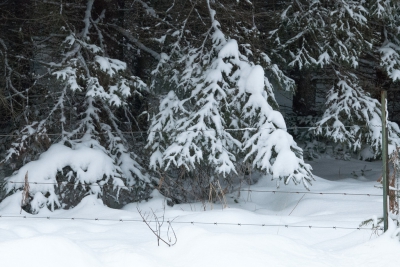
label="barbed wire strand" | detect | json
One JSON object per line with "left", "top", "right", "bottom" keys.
{"left": 239, "top": 189, "right": 383, "bottom": 197}
{"left": 0, "top": 214, "right": 383, "bottom": 231}
{"left": 3, "top": 181, "right": 383, "bottom": 197}
{"left": 0, "top": 124, "right": 386, "bottom": 137}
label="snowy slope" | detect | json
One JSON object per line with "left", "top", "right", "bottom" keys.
{"left": 0, "top": 157, "right": 398, "bottom": 267}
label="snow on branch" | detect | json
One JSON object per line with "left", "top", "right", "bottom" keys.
{"left": 379, "top": 40, "right": 400, "bottom": 81}
{"left": 94, "top": 56, "right": 126, "bottom": 77}
{"left": 271, "top": 0, "right": 368, "bottom": 70}
{"left": 239, "top": 66, "right": 312, "bottom": 187}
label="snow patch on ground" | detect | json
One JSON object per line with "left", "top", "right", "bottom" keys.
{"left": 0, "top": 236, "right": 102, "bottom": 267}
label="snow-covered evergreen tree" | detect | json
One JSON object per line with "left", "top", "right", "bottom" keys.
{"left": 147, "top": 0, "right": 313, "bottom": 193}
{"left": 314, "top": 71, "right": 400, "bottom": 157}
{"left": 368, "top": 0, "right": 400, "bottom": 81}
{"left": 3, "top": 0, "right": 150, "bottom": 212}
{"left": 271, "top": 0, "right": 400, "bottom": 157}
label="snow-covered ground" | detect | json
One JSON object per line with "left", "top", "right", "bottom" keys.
{"left": 0, "top": 157, "right": 399, "bottom": 267}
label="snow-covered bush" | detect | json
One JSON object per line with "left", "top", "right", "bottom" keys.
{"left": 147, "top": 1, "right": 313, "bottom": 202}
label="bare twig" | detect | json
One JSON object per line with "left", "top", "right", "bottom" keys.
{"left": 136, "top": 204, "right": 177, "bottom": 247}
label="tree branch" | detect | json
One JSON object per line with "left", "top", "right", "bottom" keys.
{"left": 107, "top": 24, "right": 161, "bottom": 60}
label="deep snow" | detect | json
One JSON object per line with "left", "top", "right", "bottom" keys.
{"left": 0, "top": 157, "right": 399, "bottom": 267}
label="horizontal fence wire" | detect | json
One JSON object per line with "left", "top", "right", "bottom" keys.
{"left": 3, "top": 181, "right": 383, "bottom": 197}
{"left": 0, "top": 124, "right": 386, "bottom": 137}
{"left": 239, "top": 189, "right": 383, "bottom": 197}
{"left": 0, "top": 214, "right": 383, "bottom": 231}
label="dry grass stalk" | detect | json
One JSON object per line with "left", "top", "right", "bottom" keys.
{"left": 208, "top": 180, "right": 228, "bottom": 210}
{"left": 157, "top": 171, "right": 165, "bottom": 190}
{"left": 20, "top": 171, "right": 30, "bottom": 214}
{"left": 216, "top": 180, "right": 228, "bottom": 208}
{"left": 377, "top": 146, "right": 400, "bottom": 214}
{"left": 389, "top": 146, "right": 400, "bottom": 214}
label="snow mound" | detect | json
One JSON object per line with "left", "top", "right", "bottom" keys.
{"left": 0, "top": 236, "right": 102, "bottom": 267}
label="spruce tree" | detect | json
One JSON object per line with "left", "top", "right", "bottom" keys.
{"left": 147, "top": 0, "right": 313, "bottom": 197}
{"left": 271, "top": 0, "right": 400, "bottom": 157}
{"left": 3, "top": 0, "right": 150, "bottom": 212}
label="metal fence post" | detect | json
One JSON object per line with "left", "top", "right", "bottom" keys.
{"left": 381, "top": 90, "right": 389, "bottom": 232}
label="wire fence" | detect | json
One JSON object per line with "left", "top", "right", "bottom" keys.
{"left": 0, "top": 182, "right": 387, "bottom": 234}
{"left": 0, "top": 122, "right": 389, "bottom": 234}
{"left": 0, "top": 214, "right": 383, "bottom": 231}
{"left": 0, "top": 178, "right": 386, "bottom": 233}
